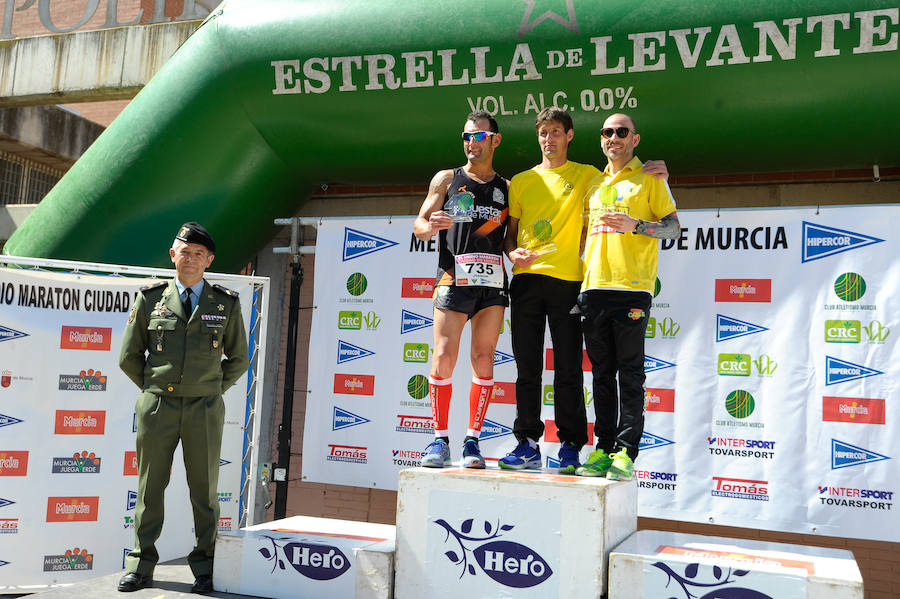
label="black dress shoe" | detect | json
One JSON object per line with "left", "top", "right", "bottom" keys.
{"left": 117, "top": 572, "right": 153, "bottom": 592}
{"left": 191, "top": 574, "right": 213, "bottom": 594}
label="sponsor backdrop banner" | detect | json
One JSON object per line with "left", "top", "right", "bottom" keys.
{"left": 0, "top": 265, "right": 257, "bottom": 590}
{"left": 302, "top": 206, "right": 898, "bottom": 543}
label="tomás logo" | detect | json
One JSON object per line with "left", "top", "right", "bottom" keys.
{"left": 716, "top": 314, "right": 768, "bottom": 342}
{"left": 433, "top": 517, "right": 553, "bottom": 589}
{"left": 639, "top": 431, "right": 674, "bottom": 451}
{"left": 802, "top": 222, "right": 883, "bottom": 263}
{"left": 401, "top": 309, "right": 433, "bottom": 334}
{"left": 332, "top": 406, "right": 370, "bottom": 431}
{"left": 257, "top": 537, "right": 351, "bottom": 581}
{"left": 825, "top": 356, "right": 882, "bottom": 386}
{"left": 342, "top": 227, "right": 398, "bottom": 261}
{"left": 644, "top": 355, "right": 675, "bottom": 373}
{"left": 831, "top": 439, "right": 890, "bottom": 470}
{"left": 480, "top": 419, "right": 513, "bottom": 441}
{"left": 336, "top": 340, "right": 375, "bottom": 364}
{"left": 0, "top": 325, "right": 28, "bottom": 344}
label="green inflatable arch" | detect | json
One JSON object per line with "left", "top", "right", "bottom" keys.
{"left": 5, "top": 0, "right": 899, "bottom": 271}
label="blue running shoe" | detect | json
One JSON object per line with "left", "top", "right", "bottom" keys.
{"left": 498, "top": 440, "right": 542, "bottom": 470}
{"left": 421, "top": 439, "right": 451, "bottom": 468}
{"left": 557, "top": 441, "right": 581, "bottom": 475}
{"left": 462, "top": 438, "right": 486, "bottom": 469}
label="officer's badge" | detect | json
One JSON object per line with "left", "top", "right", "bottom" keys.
{"left": 217, "top": 304, "right": 225, "bottom": 312}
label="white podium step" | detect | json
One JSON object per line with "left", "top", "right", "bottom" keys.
{"left": 395, "top": 466, "right": 637, "bottom": 599}
{"left": 608, "top": 530, "right": 863, "bottom": 599}
{"left": 213, "top": 515, "right": 396, "bottom": 599}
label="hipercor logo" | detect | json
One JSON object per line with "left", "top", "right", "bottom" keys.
{"left": 825, "top": 356, "right": 883, "bottom": 386}
{"left": 401, "top": 278, "right": 434, "bottom": 298}
{"left": 716, "top": 314, "right": 768, "bottom": 342}
{"left": 126, "top": 491, "right": 137, "bottom": 511}
{"left": 645, "top": 355, "right": 675, "bottom": 373}
{"left": 332, "top": 406, "right": 370, "bottom": 431}
{"left": 342, "top": 228, "right": 398, "bottom": 261}
{"left": 831, "top": 439, "right": 890, "bottom": 469}
{"left": 480, "top": 419, "right": 513, "bottom": 441}
{"left": 54, "top": 410, "right": 106, "bottom": 434}
{"left": 0, "top": 413, "right": 23, "bottom": 428}
{"left": 802, "top": 221, "right": 884, "bottom": 263}
{"left": 645, "top": 388, "right": 674, "bottom": 412}
{"left": 823, "top": 396, "right": 885, "bottom": 424}
{"left": 400, "top": 309, "right": 433, "bottom": 334}
{"left": 0, "top": 498, "right": 13, "bottom": 509}
{"left": 46, "top": 497, "right": 99, "bottom": 522}
{"left": 333, "top": 374, "right": 375, "bottom": 396}
{"left": 494, "top": 350, "right": 515, "bottom": 366}
{"left": 336, "top": 340, "right": 375, "bottom": 364}
{"left": 0, "top": 451, "right": 28, "bottom": 476}
{"left": 0, "top": 325, "right": 28, "bottom": 343}
{"left": 714, "top": 279, "right": 771, "bottom": 303}
{"left": 639, "top": 432, "right": 674, "bottom": 451}
{"left": 60, "top": 326, "right": 112, "bottom": 351}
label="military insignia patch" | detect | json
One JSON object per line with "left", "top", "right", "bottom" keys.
{"left": 128, "top": 305, "right": 136, "bottom": 324}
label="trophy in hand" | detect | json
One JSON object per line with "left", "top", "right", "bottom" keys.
{"left": 522, "top": 217, "right": 557, "bottom": 255}
{"left": 444, "top": 188, "right": 476, "bottom": 222}
{"left": 585, "top": 183, "right": 621, "bottom": 235}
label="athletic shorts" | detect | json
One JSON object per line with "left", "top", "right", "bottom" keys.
{"left": 433, "top": 284, "right": 509, "bottom": 318}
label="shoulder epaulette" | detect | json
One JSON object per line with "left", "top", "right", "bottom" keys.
{"left": 140, "top": 281, "right": 167, "bottom": 292}
{"left": 212, "top": 283, "right": 239, "bottom": 298}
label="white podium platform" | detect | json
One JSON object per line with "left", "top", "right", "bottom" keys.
{"left": 395, "top": 466, "right": 637, "bottom": 599}
{"left": 213, "top": 515, "right": 396, "bottom": 599}
{"left": 608, "top": 530, "right": 863, "bottom": 599}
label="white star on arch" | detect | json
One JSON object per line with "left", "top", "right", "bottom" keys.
{"left": 517, "top": 0, "right": 580, "bottom": 39}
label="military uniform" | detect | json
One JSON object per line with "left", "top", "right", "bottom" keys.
{"left": 119, "top": 276, "right": 248, "bottom": 578}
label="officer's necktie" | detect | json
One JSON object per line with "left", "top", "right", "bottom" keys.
{"left": 183, "top": 288, "right": 193, "bottom": 316}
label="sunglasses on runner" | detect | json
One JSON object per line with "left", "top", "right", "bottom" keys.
{"left": 461, "top": 131, "right": 496, "bottom": 142}
{"left": 601, "top": 127, "right": 632, "bottom": 139}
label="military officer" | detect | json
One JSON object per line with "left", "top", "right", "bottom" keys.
{"left": 117, "top": 222, "right": 249, "bottom": 594}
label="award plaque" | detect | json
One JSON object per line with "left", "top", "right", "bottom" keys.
{"left": 521, "top": 218, "right": 557, "bottom": 255}
{"left": 444, "top": 189, "right": 476, "bottom": 222}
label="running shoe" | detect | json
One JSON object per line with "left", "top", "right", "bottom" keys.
{"left": 421, "top": 438, "right": 451, "bottom": 468}
{"left": 462, "top": 438, "right": 486, "bottom": 469}
{"left": 576, "top": 448, "right": 612, "bottom": 477}
{"left": 606, "top": 448, "right": 634, "bottom": 480}
{"left": 557, "top": 441, "right": 582, "bottom": 475}
{"left": 498, "top": 440, "right": 542, "bottom": 470}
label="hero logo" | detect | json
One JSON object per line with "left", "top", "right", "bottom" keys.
{"left": 494, "top": 350, "right": 515, "bottom": 366}
{"left": 332, "top": 406, "right": 371, "bottom": 431}
{"left": 479, "top": 419, "right": 513, "bottom": 441}
{"left": 644, "top": 355, "right": 675, "bottom": 373}
{"left": 336, "top": 340, "right": 375, "bottom": 364}
{"left": 258, "top": 539, "right": 351, "bottom": 581}
{"left": 0, "top": 413, "right": 23, "bottom": 428}
{"left": 716, "top": 314, "right": 768, "bottom": 342}
{"left": 0, "top": 325, "right": 28, "bottom": 343}
{"left": 400, "top": 309, "right": 433, "bottom": 334}
{"left": 434, "top": 518, "right": 553, "bottom": 588}
{"left": 711, "top": 476, "right": 769, "bottom": 501}
{"left": 639, "top": 432, "right": 674, "bottom": 451}
{"left": 831, "top": 439, "right": 890, "bottom": 470}
{"left": 802, "top": 222, "right": 883, "bottom": 263}
{"left": 825, "top": 356, "right": 882, "bottom": 386}
{"left": 342, "top": 228, "right": 398, "bottom": 261}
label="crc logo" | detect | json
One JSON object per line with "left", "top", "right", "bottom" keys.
{"left": 825, "top": 320, "right": 860, "bottom": 343}
{"left": 825, "top": 356, "right": 882, "bottom": 386}
{"left": 401, "top": 309, "right": 433, "bottom": 334}
{"left": 342, "top": 228, "right": 398, "bottom": 261}
{"left": 258, "top": 538, "right": 352, "bottom": 581}
{"left": 0, "top": 325, "right": 28, "bottom": 344}
{"left": 338, "top": 310, "right": 381, "bottom": 330}
{"left": 645, "top": 316, "right": 679, "bottom": 339}
{"left": 717, "top": 354, "right": 777, "bottom": 376}
{"left": 336, "top": 340, "right": 375, "bottom": 364}
{"left": 639, "top": 431, "right": 674, "bottom": 451}
{"left": 403, "top": 343, "right": 430, "bottom": 363}
{"left": 332, "top": 406, "right": 371, "bottom": 431}
{"left": 716, "top": 314, "right": 767, "bottom": 342}
{"left": 644, "top": 355, "right": 675, "bottom": 373}
{"left": 831, "top": 439, "right": 890, "bottom": 470}
{"left": 833, "top": 272, "right": 866, "bottom": 302}
{"left": 434, "top": 518, "right": 553, "bottom": 589}
{"left": 802, "top": 221, "right": 883, "bottom": 263}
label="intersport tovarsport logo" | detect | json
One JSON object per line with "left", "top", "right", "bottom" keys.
{"left": 342, "top": 228, "right": 397, "bottom": 261}
{"left": 801, "top": 221, "right": 883, "bottom": 263}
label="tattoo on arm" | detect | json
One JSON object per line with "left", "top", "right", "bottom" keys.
{"left": 635, "top": 212, "right": 680, "bottom": 239}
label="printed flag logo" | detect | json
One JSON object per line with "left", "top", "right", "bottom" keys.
{"left": 60, "top": 326, "right": 112, "bottom": 351}
{"left": 716, "top": 314, "right": 768, "bottom": 342}
{"left": 802, "top": 221, "right": 883, "bottom": 263}
{"left": 644, "top": 355, "right": 675, "bottom": 373}
{"left": 342, "top": 228, "right": 398, "bottom": 261}
{"left": 491, "top": 382, "right": 516, "bottom": 404}
{"left": 479, "top": 419, "right": 513, "bottom": 441}
{"left": 831, "top": 439, "right": 890, "bottom": 469}
{"left": 0, "top": 414, "right": 23, "bottom": 428}
{"left": 333, "top": 373, "right": 376, "bottom": 396}
{"left": 123, "top": 451, "right": 137, "bottom": 475}
{"left": 46, "top": 497, "right": 99, "bottom": 522}
{"left": 645, "top": 388, "right": 674, "bottom": 412}
{"left": 822, "top": 396, "right": 885, "bottom": 424}
{"left": 400, "top": 309, "right": 433, "bottom": 334}
{"left": 825, "top": 356, "right": 883, "bottom": 386}
{"left": 0, "top": 325, "right": 28, "bottom": 344}
{"left": 332, "top": 407, "right": 371, "bottom": 431}
{"left": 714, "top": 279, "right": 772, "bottom": 303}
{"left": 401, "top": 278, "right": 434, "bottom": 298}
{"left": 0, "top": 451, "right": 28, "bottom": 476}
{"left": 54, "top": 410, "right": 105, "bottom": 434}
{"left": 493, "top": 350, "right": 515, "bottom": 366}
{"left": 639, "top": 432, "right": 674, "bottom": 451}
{"left": 336, "top": 340, "right": 375, "bottom": 364}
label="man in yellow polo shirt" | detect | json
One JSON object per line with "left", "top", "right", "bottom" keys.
{"left": 575, "top": 113, "right": 680, "bottom": 480}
